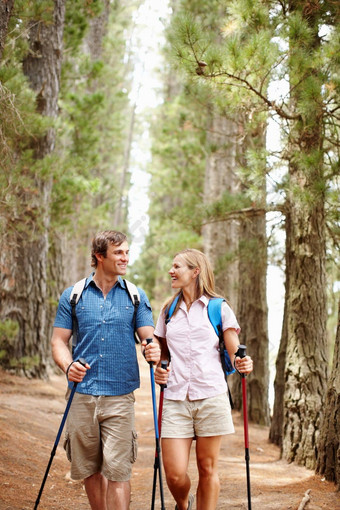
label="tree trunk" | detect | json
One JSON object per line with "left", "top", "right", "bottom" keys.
{"left": 0, "top": 0, "right": 14, "bottom": 60}
{"left": 269, "top": 285, "right": 288, "bottom": 447}
{"left": 269, "top": 211, "right": 290, "bottom": 447}
{"left": 237, "top": 209, "right": 270, "bottom": 425}
{"left": 202, "top": 113, "right": 240, "bottom": 308}
{"left": 282, "top": 153, "right": 328, "bottom": 471}
{"left": 233, "top": 119, "right": 269, "bottom": 425}
{"left": 316, "top": 299, "right": 340, "bottom": 488}
{"left": 0, "top": 0, "right": 66, "bottom": 377}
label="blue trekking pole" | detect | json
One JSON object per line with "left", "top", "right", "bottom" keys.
{"left": 235, "top": 345, "right": 251, "bottom": 510}
{"left": 146, "top": 339, "right": 166, "bottom": 510}
{"left": 34, "top": 358, "right": 87, "bottom": 509}
{"left": 151, "top": 360, "right": 168, "bottom": 510}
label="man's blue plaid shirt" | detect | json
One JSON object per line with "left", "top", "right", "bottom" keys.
{"left": 54, "top": 274, "right": 154, "bottom": 396}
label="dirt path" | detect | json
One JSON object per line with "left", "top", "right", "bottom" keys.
{"left": 0, "top": 355, "right": 338, "bottom": 510}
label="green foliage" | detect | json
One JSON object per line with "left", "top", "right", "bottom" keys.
{"left": 0, "top": 319, "right": 20, "bottom": 369}
{"left": 0, "top": 319, "right": 19, "bottom": 343}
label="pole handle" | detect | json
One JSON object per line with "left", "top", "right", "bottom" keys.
{"left": 160, "top": 360, "right": 168, "bottom": 390}
{"left": 146, "top": 337, "right": 153, "bottom": 366}
{"left": 234, "top": 345, "right": 247, "bottom": 377}
{"left": 236, "top": 344, "right": 247, "bottom": 359}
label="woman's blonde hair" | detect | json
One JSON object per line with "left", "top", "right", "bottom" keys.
{"left": 162, "top": 248, "right": 223, "bottom": 315}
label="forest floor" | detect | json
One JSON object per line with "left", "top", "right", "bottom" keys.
{"left": 0, "top": 353, "right": 339, "bottom": 510}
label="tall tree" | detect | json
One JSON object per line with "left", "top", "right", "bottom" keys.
{"left": 281, "top": 0, "right": 329, "bottom": 468}
{"left": 0, "top": 0, "right": 66, "bottom": 376}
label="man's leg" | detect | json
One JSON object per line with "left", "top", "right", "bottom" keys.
{"left": 195, "top": 436, "right": 223, "bottom": 510}
{"left": 107, "top": 480, "right": 131, "bottom": 510}
{"left": 84, "top": 472, "right": 108, "bottom": 510}
{"left": 162, "top": 438, "right": 193, "bottom": 510}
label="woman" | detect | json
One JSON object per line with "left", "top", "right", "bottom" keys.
{"left": 154, "top": 249, "right": 253, "bottom": 510}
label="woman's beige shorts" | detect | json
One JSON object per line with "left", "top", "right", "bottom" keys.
{"left": 63, "top": 391, "right": 137, "bottom": 481}
{"left": 161, "top": 392, "right": 234, "bottom": 438}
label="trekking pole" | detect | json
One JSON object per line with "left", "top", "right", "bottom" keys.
{"left": 235, "top": 345, "right": 252, "bottom": 510}
{"left": 151, "top": 360, "right": 168, "bottom": 510}
{"left": 34, "top": 358, "right": 87, "bottom": 510}
{"left": 146, "top": 339, "right": 166, "bottom": 510}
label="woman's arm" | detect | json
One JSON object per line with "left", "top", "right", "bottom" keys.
{"left": 154, "top": 335, "right": 170, "bottom": 385}
{"left": 223, "top": 328, "right": 253, "bottom": 375}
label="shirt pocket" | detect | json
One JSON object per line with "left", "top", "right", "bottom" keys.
{"left": 114, "top": 305, "right": 135, "bottom": 324}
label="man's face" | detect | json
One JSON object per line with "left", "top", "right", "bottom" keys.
{"left": 98, "top": 241, "right": 129, "bottom": 277}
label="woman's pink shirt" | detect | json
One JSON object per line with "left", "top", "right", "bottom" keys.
{"left": 154, "top": 295, "right": 240, "bottom": 401}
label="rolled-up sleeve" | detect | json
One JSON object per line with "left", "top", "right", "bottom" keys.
{"left": 53, "top": 287, "right": 73, "bottom": 329}
{"left": 221, "top": 302, "right": 240, "bottom": 334}
{"left": 135, "top": 288, "right": 154, "bottom": 328}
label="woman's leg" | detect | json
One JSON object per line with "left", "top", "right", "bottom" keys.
{"left": 195, "top": 435, "right": 223, "bottom": 510}
{"left": 162, "top": 437, "right": 193, "bottom": 510}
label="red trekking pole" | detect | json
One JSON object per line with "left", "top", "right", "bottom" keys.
{"left": 235, "top": 345, "right": 252, "bottom": 510}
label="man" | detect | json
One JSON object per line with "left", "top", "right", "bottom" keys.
{"left": 51, "top": 230, "right": 159, "bottom": 510}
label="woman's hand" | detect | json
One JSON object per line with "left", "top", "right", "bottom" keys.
{"left": 154, "top": 363, "right": 170, "bottom": 386}
{"left": 234, "top": 355, "right": 253, "bottom": 375}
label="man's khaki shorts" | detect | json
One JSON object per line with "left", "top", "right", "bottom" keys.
{"left": 161, "top": 392, "right": 234, "bottom": 438}
{"left": 63, "top": 391, "right": 137, "bottom": 481}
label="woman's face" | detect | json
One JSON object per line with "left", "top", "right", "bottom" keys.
{"left": 169, "top": 255, "right": 198, "bottom": 291}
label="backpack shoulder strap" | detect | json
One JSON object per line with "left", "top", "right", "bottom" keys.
{"left": 70, "top": 278, "right": 87, "bottom": 354}
{"left": 123, "top": 279, "right": 140, "bottom": 305}
{"left": 165, "top": 295, "right": 180, "bottom": 324}
{"left": 207, "top": 297, "right": 224, "bottom": 336}
{"left": 70, "top": 278, "right": 87, "bottom": 305}
{"left": 123, "top": 279, "right": 140, "bottom": 344}
{"left": 208, "top": 297, "right": 236, "bottom": 379}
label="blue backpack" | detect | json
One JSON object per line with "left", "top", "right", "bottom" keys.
{"left": 165, "top": 295, "right": 236, "bottom": 379}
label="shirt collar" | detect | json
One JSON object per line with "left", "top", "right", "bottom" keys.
{"left": 179, "top": 294, "right": 209, "bottom": 310}
{"left": 88, "top": 273, "right": 124, "bottom": 289}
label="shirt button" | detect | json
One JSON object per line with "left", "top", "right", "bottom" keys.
{"left": 103, "top": 320, "right": 106, "bottom": 323}
{"left": 101, "top": 338, "right": 104, "bottom": 341}
{"left": 100, "top": 354, "right": 103, "bottom": 358}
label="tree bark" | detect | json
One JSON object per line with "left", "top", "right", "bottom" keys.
{"left": 237, "top": 209, "right": 270, "bottom": 425}
{"left": 0, "top": 0, "right": 14, "bottom": 61}
{"left": 316, "top": 299, "right": 340, "bottom": 488}
{"left": 269, "top": 211, "right": 290, "bottom": 447}
{"left": 202, "top": 113, "right": 240, "bottom": 308}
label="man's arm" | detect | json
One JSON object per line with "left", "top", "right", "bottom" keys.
{"left": 51, "top": 327, "right": 89, "bottom": 382}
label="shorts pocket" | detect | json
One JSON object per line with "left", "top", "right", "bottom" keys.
{"left": 130, "top": 430, "right": 138, "bottom": 463}
{"left": 63, "top": 431, "right": 72, "bottom": 462}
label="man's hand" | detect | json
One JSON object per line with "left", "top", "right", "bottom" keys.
{"left": 66, "top": 360, "right": 91, "bottom": 382}
{"left": 141, "top": 338, "right": 161, "bottom": 365}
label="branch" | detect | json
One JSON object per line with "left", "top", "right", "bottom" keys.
{"left": 201, "top": 204, "right": 286, "bottom": 226}
{"left": 297, "top": 489, "right": 311, "bottom": 510}
{"left": 206, "top": 70, "right": 300, "bottom": 121}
